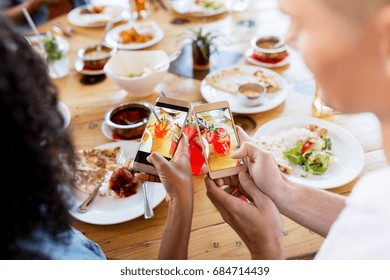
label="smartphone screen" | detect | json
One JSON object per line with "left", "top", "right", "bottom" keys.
{"left": 195, "top": 106, "right": 244, "bottom": 174}
{"left": 134, "top": 100, "right": 190, "bottom": 169}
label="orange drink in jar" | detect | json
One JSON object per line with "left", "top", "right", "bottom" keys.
{"left": 130, "top": 0, "right": 150, "bottom": 20}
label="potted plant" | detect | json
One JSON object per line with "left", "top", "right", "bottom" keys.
{"left": 187, "top": 27, "right": 223, "bottom": 69}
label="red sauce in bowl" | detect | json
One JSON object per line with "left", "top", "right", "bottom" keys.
{"left": 111, "top": 107, "right": 150, "bottom": 126}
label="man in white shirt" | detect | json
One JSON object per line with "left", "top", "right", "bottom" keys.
{"left": 204, "top": 0, "right": 390, "bottom": 259}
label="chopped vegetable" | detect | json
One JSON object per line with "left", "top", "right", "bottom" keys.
{"left": 44, "top": 36, "right": 63, "bottom": 62}
{"left": 283, "top": 135, "right": 334, "bottom": 176}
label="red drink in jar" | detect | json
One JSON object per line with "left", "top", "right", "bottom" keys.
{"left": 183, "top": 118, "right": 205, "bottom": 175}
{"left": 154, "top": 116, "right": 171, "bottom": 138}
{"left": 212, "top": 126, "right": 230, "bottom": 156}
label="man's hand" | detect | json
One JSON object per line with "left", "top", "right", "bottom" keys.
{"left": 205, "top": 171, "right": 285, "bottom": 259}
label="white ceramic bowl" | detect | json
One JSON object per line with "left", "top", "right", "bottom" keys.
{"left": 237, "top": 83, "right": 266, "bottom": 107}
{"left": 104, "top": 50, "right": 169, "bottom": 97}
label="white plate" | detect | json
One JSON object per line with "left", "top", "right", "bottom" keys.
{"left": 245, "top": 48, "right": 290, "bottom": 68}
{"left": 200, "top": 65, "right": 289, "bottom": 114}
{"left": 254, "top": 116, "right": 365, "bottom": 189}
{"left": 105, "top": 20, "right": 164, "bottom": 50}
{"left": 67, "top": 5, "right": 126, "bottom": 27}
{"left": 58, "top": 101, "right": 71, "bottom": 129}
{"left": 69, "top": 141, "right": 166, "bottom": 225}
{"left": 172, "top": 0, "right": 226, "bottom": 17}
{"left": 74, "top": 58, "right": 105, "bottom": 75}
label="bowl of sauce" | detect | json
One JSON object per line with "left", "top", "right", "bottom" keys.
{"left": 104, "top": 101, "right": 152, "bottom": 139}
{"left": 237, "top": 83, "right": 266, "bottom": 107}
{"left": 78, "top": 43, "right": 115, "bottom": 69}
{"left": 250, "top": 35, "right": 288, "bottom": 64}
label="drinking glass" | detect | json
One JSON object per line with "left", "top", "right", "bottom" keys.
{"left": 47, "top": 50, "right": 70, "bottom": 79}
{"left": 130, "top": 0, "right": 150, "bottom": 20}
{"left": 312, "top": 81, "right": 335, "bottom": 119}
{"left": 211, "top": 125, "right": 231, "bottom": 156}
{"left": 184, "top": 116, "right": 205, "bottom": 175}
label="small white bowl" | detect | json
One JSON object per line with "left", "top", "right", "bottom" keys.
{"left": 237, "top": 83, "right": 266, "bottom": 107}
{"left": 104, "top": 50, "right": 169, "bottom": 97}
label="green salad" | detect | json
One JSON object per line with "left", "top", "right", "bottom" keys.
{"left": 196, "top": 0, "right": 224, "bottom": 10}
{"left": 283, "top": 132, "right": 333, "bottom": 176}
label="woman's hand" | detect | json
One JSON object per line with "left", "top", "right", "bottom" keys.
{"left": 137, "top": 135, "right": 193, "bottom": 205}
{"left": 136, "top": 135, "right": 193, "bottom": 259}
{"left": 205, "top": 171, "right": 285, "bottom": 259}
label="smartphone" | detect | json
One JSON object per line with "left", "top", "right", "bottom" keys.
{"left": 193, "top": 101, "right": 246, "bottom": 179}
{"left": 133, "top": 97, "right": 191, "bottom": 175}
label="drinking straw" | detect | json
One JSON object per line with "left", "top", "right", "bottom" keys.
{"left": 152, "top": 108, "right": 161, "bottom": 123}
{"left": 22, "top": 8, "right": 44, "bottom": 52}
{"left": 23, "top": 8, "right": 60, "bottom": 78}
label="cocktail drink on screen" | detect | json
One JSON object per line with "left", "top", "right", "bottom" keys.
{"left": 154, "top": 116, "right": 171, "bottom": 138}
{"left": 207, "top": 125, "right": 231, "bottom": 156}
{"left": 184, "top": 117, "right": 205, "bottom": 175}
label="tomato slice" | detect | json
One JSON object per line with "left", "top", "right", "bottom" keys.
{"left": 301, "top": 141, "right": 313, "bottom": 154}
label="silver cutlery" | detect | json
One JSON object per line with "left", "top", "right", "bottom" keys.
{"left": 77, "top": 148, "right": 126, "bottom": 213}
{"left": 52, "top": 22, "right": 73, "bottom": 37}
{"left": 142, "top": 181, "right": 154, "bottom": 219}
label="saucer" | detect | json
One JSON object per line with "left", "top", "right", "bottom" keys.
{"left": 245, "top": 48, "right": 290, "bottom": 68}
{"left": 74, "top": 58, "right": 105, "bottom": 75}
{"left": 101, "top": 121, "right": 142, "bottom": 141}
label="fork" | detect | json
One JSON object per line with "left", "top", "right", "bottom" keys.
{"left": 142, "top": 181, "right": 154, "bottom": 219}
{"left": 77, "top": 148, "right": 126, "bottom": 213}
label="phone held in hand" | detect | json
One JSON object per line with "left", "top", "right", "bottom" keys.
{"left": 193, "top": 101, "right": 247, "bottom": 179}
{"left": 133, "top": 96, "right": 191, "bottom": 175}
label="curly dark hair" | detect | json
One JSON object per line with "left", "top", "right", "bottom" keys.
{"left": 0, "top": 17, "right": 77, "bottom": 259}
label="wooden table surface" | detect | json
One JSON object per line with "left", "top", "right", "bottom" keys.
{"left": 37, "top": 0, "right": 388, "bottom": 259}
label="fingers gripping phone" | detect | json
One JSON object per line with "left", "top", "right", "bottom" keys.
{"left": 133, "top": 97, "right": 191, "bottom": 175}
{"left": 193, "top": 101, "right": 247, "bottom": 179}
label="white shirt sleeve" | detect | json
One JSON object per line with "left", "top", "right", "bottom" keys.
{"left": 316, "top": 167, "right": 390, "bottom": 259}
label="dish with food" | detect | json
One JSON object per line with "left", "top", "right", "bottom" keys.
{"left": 172, "top": 0, "right": 226, "bottom": 17}
{"left": 74, "top": 58, "right": 105, "bottom": 75}
{"left": 245, "top": 48, "right": 290, "bottom": 68}
{"left": 254, "top": 116, "right": 365, "bottom": 189}
{"left": 67, "top": 5, "right": 126, "bottom": 27}
{"left": 105, "top": 21, "right": 164, "bottom": 50}
{"left": 69, "top": 141, "right": 166, "bottom": 225}
{"left": 200, "top": 65, "right": 288, "bottom": 114}
{"left": 77, "top": 43, "right": 115, "bottom": 70}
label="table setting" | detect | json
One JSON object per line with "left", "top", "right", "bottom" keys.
{"left": 30, "top": 0, "right": 386, "bottom": 260}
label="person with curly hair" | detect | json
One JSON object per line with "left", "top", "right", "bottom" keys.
{"left": 0, "top": 17, "right": 193, "bottom": 260}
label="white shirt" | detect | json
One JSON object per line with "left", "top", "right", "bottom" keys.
{"left": 316, "top": 167, "right": 390, "bottom": 259}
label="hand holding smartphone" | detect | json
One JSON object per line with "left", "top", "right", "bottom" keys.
{"left": 193, "top": 101, "right": 247, "bottom": 179}
{"left": 133, "top": 97, "right": 191, "bottom": 175}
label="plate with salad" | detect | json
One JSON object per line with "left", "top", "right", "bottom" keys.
{"left": 253, "top": 116, "right": 365, "bottom": 189}
{"left": 172, "top": 0, "right": 226, "bottom": 17}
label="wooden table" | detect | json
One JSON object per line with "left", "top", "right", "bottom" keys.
{"left": 38, "top": 0, "right": 387, "bottom": 259}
